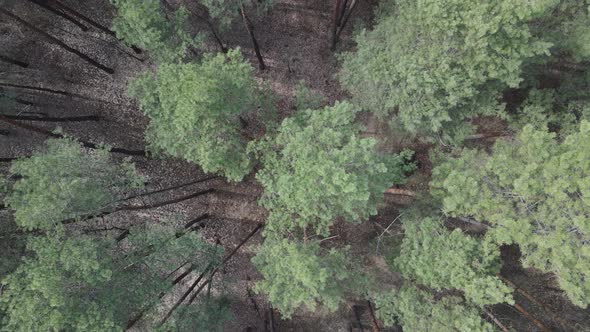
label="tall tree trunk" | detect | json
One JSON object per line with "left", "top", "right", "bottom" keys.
{"left": 187, "top": 223, "right": 264, "bottom": 304}
{"left": 330, "top": 0, "right": 342, "bottom": 50}
{"left": 0, "top": 55, "right": 29, "bottom": 68}
{"left": 0, "top": 8, "right": 114, "bottom": 74}
{"left": 240, "top": 5, "right": 266, "bottom": 70}
{"left": 0, "top": 115, "right": 146, "bottom": 157}
{"left": 0, "top": 114, "right": 102, "bottom": 122}
{"left": 25, "top": 0, "right": 89, "bottom": 31}
{"left": 52, "top": 0, "right": 116, "bottom": 36}
{"left": 120, "top": 176, "right": 219, "bottom": 202}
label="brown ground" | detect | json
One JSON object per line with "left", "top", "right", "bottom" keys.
{"left": 1, "top": 0, "right": 589, "bottom": 331}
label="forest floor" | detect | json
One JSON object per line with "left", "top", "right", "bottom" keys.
{"left": 1, "top": 0, "right": 589, "bottom": 331}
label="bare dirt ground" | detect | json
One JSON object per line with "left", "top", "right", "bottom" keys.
{"left": 1, "top": 0, "right": 589, "bottom": 331}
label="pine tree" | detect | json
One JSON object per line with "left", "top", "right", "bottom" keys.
{"left": 252, "top": 238, "right": 361, "bottom": 318}
{"left": 394, "top": 217, "right": 513, "bottom": 306}
{"left": 129, "top": 49, "right": 261, "bottom": 182}
{"left": 373, "top": 286, "right": 497, "bottom": 332}
{"left": 4, "top": 138, "right": 144, "bottom": 231}
{"left": 111, "top": 0, "right": 198, "bottom": 63}
{"left": 431, "top": 121, "right": 590, "bottom": 308}
{"left": 250, "top": 101, "right": 414, "bottom": 236}
{"left": 339, "top": 0, "right": 559, "bottom": 141}
{"left": 0, "top": 235, "right": 163, "bottom": 331}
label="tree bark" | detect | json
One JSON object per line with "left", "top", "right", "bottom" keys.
{"left": 0, "top": 55, "right": 29, "bottom": 68}
{"left": 25, "top": 0, "right": 89, "bottom": 31}
{"left": 240, "top": 5, "right": 266, "bottom": 70}
{"left": 0, "top": 8, "right": 114, "bottom": 74}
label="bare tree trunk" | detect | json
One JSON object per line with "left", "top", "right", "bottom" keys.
{"left": 25, "top": 0, "right": 89, "bottom": 31}
{"left": 240, "top": 5, "right": 266, "bottom": 70}
{"left": 334, "top": 0, "right": 358, "bottom": 46}
{"left": 0, "top": 8, "right": 114, "bottom": 74}
{"left": 121, "top": 176, "right": 219, "bottom": 202}
{"left": 330, "top": 0, "right": 342, "bottom": 50}
{"left": 0, "top": 55, "right": 29, "bottom": 68}
{"left": 52, "top": 0, "right": 115, "bottom": 36}
{"left": 0, "top": 115, "right": 146, "bottom": 157}
{"left": 0, "top": 114, "right": 102, "bottom": 122}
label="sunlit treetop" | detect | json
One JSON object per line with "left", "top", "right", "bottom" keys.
{"left": 339, "top": 0, "right": 560, "bottom": 140}
{"left": 394, "top": 216, "right": 513, "bottom": 306}
{"left": 250, "top": 101, "right": 415, "bottom": 236}
{"left": 129, "top": 49, "right": 260, "bottom": 182}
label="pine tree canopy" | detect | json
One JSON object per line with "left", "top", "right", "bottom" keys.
{"left": 431, "top": 121, "right": 590, "bottom": 308}
{"left": 129, "top": 49, "right": 260, "bottom": 182}
{"left": 4, "top": 138, "right": 144, "bottom": 231}
{"left": 250, "top": 101, "right": 415, "bottom": 236}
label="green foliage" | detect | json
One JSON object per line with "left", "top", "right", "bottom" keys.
{"left": 534, "top": 1, "right": 590, "bottom": 62}
{"left": 510, "top": 88, "right": 590, "bottom": 135}
{"left": 112, "top": 0, "right": 198, "bottom": 63}
{"left": 4, "top": 138, "right": 144, "bottom": 231}
{"left": 373, "top": 286, "right": 496, "bottom": 331}
{"left": 252, "top": 239, "right": 359, "bottom": 318}
{"left": 339, "top": 0, "right": 559, "bottom": 138}
{"left": 0, "top": 236, "right": 163, "bottom": 331}
{"left": 250, "top": 101, "right": 415, "bottom": 236}
{"left": 394, "top": 217, "right": 512, "bottom": 306}
{"left": 431, "top": 121, "right": 590, "bottom": 308}
{"left": 129, "top": 49, "right": 259, "bottom": 181}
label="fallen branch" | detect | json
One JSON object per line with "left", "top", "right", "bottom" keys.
{"left": 384, "top": 188, "right": 416, "bottom": 197}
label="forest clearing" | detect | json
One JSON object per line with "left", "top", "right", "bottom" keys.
{"left": 1, "top": 0, "right": 590, "bottom": 331}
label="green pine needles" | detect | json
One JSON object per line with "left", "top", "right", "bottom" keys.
{"left": 111, "top": 0, "right": 198, "bottom": 63}
{"left": 4, "top": 138, "right": 144, "bottom": 231}
{"left": 129, "top": 49, "right": 260, "bottom": 182}
{"left": 250, "top": 101, "right": 415, "bottom": 236}
{"left": 339, "top": 0, "right": 558, "bottom": 139}
{"left": 432, "top": 121, "right": 590, "bottom": 308}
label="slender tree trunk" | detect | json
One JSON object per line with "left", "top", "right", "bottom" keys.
{"left": 25, "top": 0, "right": 89, "bottom": 31}
{"left": 330, "top": 0, "right": 342, "bottom": 50}
{"left": 334, "top": 0, "right": 358, "bottom": 48}
{"left": 0, "top": 55, "right": 29, "bottom": 68}
{"left": 0, "top": 82, "right": 79, "bottom": 98}
{"left": 0, "top": 114, "right": 102, "bottom": 122}
{"left": 366, "top": 300, "right": 380, "bottom": 332}
{"left": 120, "top": 176, "right": 219, "bottom": 202}
{"left": 0, "top": 8, "right": 114, "bottom": 74}
{"left": 61, "top": 191, "right": 213, "bottom": 225}
{"left": 187, "top": 223, "right": 264, "bottom": 304}
{"left": 52, "top": 0, "right": 115, "bottom": 36}
{"left": 0, "top": 115, "right": 146, "bottom": 157}
{"left": 240, "top": 5, "right": 266, "bottom": 70}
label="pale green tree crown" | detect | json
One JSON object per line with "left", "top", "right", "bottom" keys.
{"left": 431, "top": 121, "right": 590, "bottom": 307}
{"left": 4, "top": 138, "right": 144, "bottom": 231}
{"left": 373, "top": 286, "right": 497, "bottom": 332}
{"left": 112, "top": 0, "right": 199, "bottom": 63}
{"left": 252, "top": 238, "right": 357, "bottom": 318}
{"left": 129, "top": 49, "right": 259, "bottom": 182}
{"left": 394, "top": 217, "right": 513, "bottom": 306}
{"left": 339, "top": 0, "right": 559, "bottom": 140}
{"left": 250, "top": 101, "right": 415, "bottom": 236}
